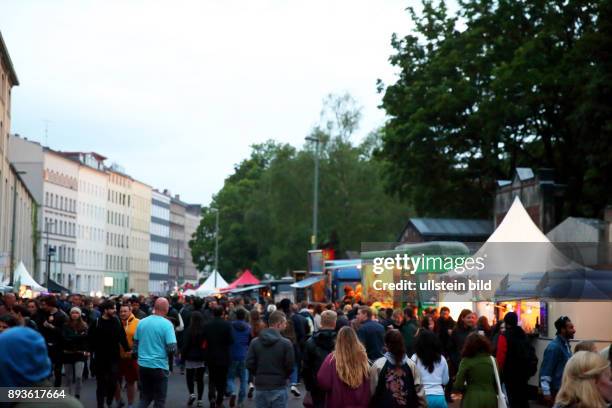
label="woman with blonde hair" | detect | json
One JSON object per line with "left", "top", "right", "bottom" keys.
{"left": 554, "top": 351, "right": 612, "bottom": 408}
{"left": 317, "top": 326, "right": 370, "bottom": 408}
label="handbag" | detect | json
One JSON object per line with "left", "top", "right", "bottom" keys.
{"left": 490, "top": 355, "right": 509, "bottom": 408}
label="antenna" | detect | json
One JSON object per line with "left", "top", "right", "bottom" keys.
{"left": 42, "top": 119, "right": 52, "bottom": 146}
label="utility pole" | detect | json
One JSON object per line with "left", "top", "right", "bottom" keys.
{"left": 305, "top": 136, "right": 320, "bottom": 249}
{"left": 9, "top": 169, "right": 27, "bottom": 286}
{"left": 210, "top": 208, "right": 220, "bottom": 288}
{"left": 45, "top": 220, "right": 56, "bottom": 288}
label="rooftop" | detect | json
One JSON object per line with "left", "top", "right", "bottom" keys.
{"left": 408, "top": 218, "right": 493, "bottom": 238}
{"left": 0, "top": 31, "right": 19, "bottom": 86}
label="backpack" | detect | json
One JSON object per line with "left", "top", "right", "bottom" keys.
{"left": 371, "top": 358, "right": 419, "bottom": 408}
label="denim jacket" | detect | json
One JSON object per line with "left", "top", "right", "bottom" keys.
{"left": 540, "top": 335, "right": 572, "bottom": 395}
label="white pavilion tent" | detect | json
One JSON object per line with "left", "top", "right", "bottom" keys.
{"left": 12, "top": 261, "right": 47, "bottom": 292}
{"left": 194, "top": 270, "right": 228, "bottom": 297}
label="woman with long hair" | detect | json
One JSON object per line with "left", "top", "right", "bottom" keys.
{"left": 369, "top": 329, "right": 427, "bottom": 407}
{"left": 317, "top": 326, "right": 370, "bottom": 408}
{"left": 181, "top": 311, "right": 206, "bottom": 406}
{"left": 412, "top": 329, "right": 449, "bottom": 408}
{"left": 61, "top": 307, "right": 89, "bottom": 399}
{"left": 449, "top": 309, "right": 477, "bottom": 373}
{"left": 452, "top": 333, "right": 497, "bottom": 408}
{"left": 554, "top": 351, "right": 611, "bottom": 408}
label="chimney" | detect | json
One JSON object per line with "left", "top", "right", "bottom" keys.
{"left": 175, "top": 194, "right": 180, "bottom": 200}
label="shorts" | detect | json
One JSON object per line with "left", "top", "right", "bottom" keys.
{"left": 119, "top": 358, "right": 139, "bottom": 383}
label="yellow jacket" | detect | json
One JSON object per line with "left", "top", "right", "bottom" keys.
{"left": 120, "top": 314, "right": 139, "bottom": 359}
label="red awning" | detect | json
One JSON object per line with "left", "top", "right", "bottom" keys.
{"left": 225, "top": 269, "right": 260, "bottom": 290}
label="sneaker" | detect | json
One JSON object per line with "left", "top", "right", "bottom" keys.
{"left": 247, "top": 384, "right": 254, "bottom": 399}
{"left": 187, "top": 394, "right": 196, "bottom": 406}
{"left": 290, "top": 385, "right": 301, "bottom": 397}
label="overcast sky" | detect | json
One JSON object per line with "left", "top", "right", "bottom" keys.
{"left": 1, "top": 0, "right": 413, "bottom": 205}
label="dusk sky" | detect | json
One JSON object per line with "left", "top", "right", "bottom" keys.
{"left": 0, "top": 0, "right": 414, "bottom": 205}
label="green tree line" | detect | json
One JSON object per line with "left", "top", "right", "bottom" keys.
{"left": 190, "top": 94, "right": 409, "bottom": 280}
{"left": 378, "top": 0, "right": 611, "bottom": 218}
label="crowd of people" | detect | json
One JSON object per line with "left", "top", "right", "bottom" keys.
{"left": 0, "top": 291, "right": 611, "bottom": 408}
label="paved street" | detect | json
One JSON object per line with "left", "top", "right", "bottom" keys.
{"left": 77, "top": 370, "right": 547, "bottom": 408}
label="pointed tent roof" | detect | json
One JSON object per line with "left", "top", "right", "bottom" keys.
{"left": 442, "top": 197, "right": 593, "bottom": 301}
{"left": 13, "top": 262, "right": 47, "bottom": 292}
{"left": 226, "top": 270, "right": 260, "bottom": 290}
{"left": 194, "top": 270, "right": 228, "bottom": 297}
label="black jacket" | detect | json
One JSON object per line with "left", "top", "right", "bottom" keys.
{"left": 202, "top": 317, "right": 234, "bottom": 366}
{"left": 357, "top": 320, "right": 385, "bottom": 361}
{"left": 246, "top": 328, "right": 295, "bottom": 390}
{"left": 181, "top": 325, "right": 206, "bottom": 362}
{"left": 303, "top": 329, "right": 336, "bottom": 406}
{"left": 88, "top": 316, "right": 129, "bottom": 366}
{"left": 449, "top": 325, "right": 475, "bottom": 369}
{"left": 61, "top": 324, "right": 89, "bottom": 364}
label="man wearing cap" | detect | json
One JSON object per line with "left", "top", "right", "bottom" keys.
{"left": 540, "top": 315, "right": 575, "bottom": 406}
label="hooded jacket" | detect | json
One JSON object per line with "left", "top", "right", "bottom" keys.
{"left": 303, "top": 329, "right": 336, "bottom": 407}
{"left": 246, "top": 328, "right": 294, "bottom": 390}
{"left": 120, "top": 314, "right": 139, "bottom": 359}
{"left": 369, "top": 352, "right": 427, "bottom": 408}
{"left": 230, "top": 320, "right": 251, "bottom": 361}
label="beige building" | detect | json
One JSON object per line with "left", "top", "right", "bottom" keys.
{"left": 105, "top": 167, "right": 131, "bottom": 294}
{"left": 184, "top": 204, "right": 201, "bottom": 282}
{"left": 1, "top": 32, "right": 38, "bottom": 284}
{"left": 129, "top": 180, "right": 151, "bottom": 293}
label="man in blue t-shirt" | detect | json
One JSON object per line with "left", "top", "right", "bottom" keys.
{"left": 133, "top": 297, "right": 177, "bottom": 408}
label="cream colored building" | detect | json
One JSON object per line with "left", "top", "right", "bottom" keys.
{"left": 1, "top": 32, "right": 38, "bottom": 284}
{"left": 129, "top": 180, "right": 151, "bottom": 293}
{"left": 105, "top": 167, "right": 131, "bottom": 294}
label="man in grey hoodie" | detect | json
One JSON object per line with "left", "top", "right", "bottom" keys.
{"left": 246, "top": 311, "right": 295, "bottom": 408}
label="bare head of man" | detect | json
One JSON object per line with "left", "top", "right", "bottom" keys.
{"left": 154, "top": 298, "right": 170, "bottom": 316}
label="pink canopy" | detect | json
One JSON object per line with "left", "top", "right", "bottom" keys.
{"left": 225, "top": 269, "right": 260, "bottom": 290}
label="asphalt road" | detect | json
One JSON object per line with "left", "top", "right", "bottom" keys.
{"left": 78, "top": 370, "right": 546, "bottom": 408}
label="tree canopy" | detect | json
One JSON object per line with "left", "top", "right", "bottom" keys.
{"left": 378, "top": 0, "right": 612, "bottom": 218}
{"left": 190, "top": 93, "right": 409, "bottom": 280}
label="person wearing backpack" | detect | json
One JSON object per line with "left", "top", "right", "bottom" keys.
{"left": 496, "top": 312, "right": 536, "bottom": 408}
{"left": 369, "top": 329, "right": 427, "bottom": 407}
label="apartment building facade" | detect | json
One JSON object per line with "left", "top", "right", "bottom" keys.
{"left": 184, "top": 204, "right": 201, "bottom": 283}
{"left": 129, "top": 180, "right": 151, "bottom": 293}
{"left": 149, "top": 190, "right": 171, "bottom": 294}
{"left": 169, "top": 196, "right": 186, "bottom": 286}
{"left": 1, "top": 33, "right": 37, "bottom": 284}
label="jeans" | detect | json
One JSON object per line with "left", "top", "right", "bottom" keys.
{"left": 226, "top": 360, "right": 248, "bottom": 402}
{"left": 138, "top": 366, "right": 169, "bottom": 408}
{"left": 64, "top": 361, "right": 84, "bottom": 396}
{"left": 255, "top": 388, "right": 288, "bottom": 408}
{"left": 290, "top": 364, "right": 298, "bottom": 385}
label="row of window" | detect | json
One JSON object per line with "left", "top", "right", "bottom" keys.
{"left": 44, "top": 217, "right": 76, "bottom": 237}
{"left": 108, "top": 210, "right": 130, "bottom": 227}
{"left": 44, "top": 244, "right": 75, "bottom": 263}
{"left": 150, "top": 241, "right": 169, "bottom": 256}
{"left": 109, "top": 189, "right": 130, "bottom": 207}
{"left": 150, "top": 260, "right": 169, "bottom": 275}
{"left": 79, "top": 180, "right": 106, "bottom": 199}
{"left": 152, "top": 204, "right": 170, "bottom": 220}
{"left": 150, "top": 222, "right": 170, "bottom": 238}
{"left": 45, "top": 192, "right": 76, "bottom": 213}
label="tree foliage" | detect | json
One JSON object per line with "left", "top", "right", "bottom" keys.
{"left": 378, "top": 0, "right": 612, "bottom": 218}
{"left": 190, "top": 93, "right": 409, "bottom": 280}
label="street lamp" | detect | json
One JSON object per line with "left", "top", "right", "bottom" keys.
{"left": 305, "top": 136, "right": 320, "bottom": 249}
{"left": 45, "top": 220, "right": 57, "bottom": 288}
{"left": 9, "top": 169, "right": 27, "bottom": 287}
{"left": 209, "top": 208, "right": 220, "bottom": 287}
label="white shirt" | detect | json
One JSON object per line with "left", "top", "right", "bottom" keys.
{"left": 410, "top": 354, "right": 449, "bottom": 396}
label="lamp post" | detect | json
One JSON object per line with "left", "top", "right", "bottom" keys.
{"left": 9, "top": 169, "right": 27, "bottom": 287}
{"left": 45, "top": 220, "right": 56, "bottom": 288}
{"left": 210, "top": 208, "right": 220, "bottom": 288}
{"left": 305, "top": 136, "right": 320, "bottom": 249}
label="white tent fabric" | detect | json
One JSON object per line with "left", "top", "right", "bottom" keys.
{"left": 194, "top": 271, "right": 228, "bottom": 297}
{"left": 183, "top": 289, "right": 196, "bottom": 296}
{"left": 13, "top": 261, "right": 47, "bottom": 292}
{"left": 441, "top": 197, "right": 584, "bottom": 301}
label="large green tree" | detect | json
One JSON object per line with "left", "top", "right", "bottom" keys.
{"left": 190, "top": 94, "right": 409, "bottom": 280}
{"left": 378, "top": 0, "right": 612, "bottom": 218}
